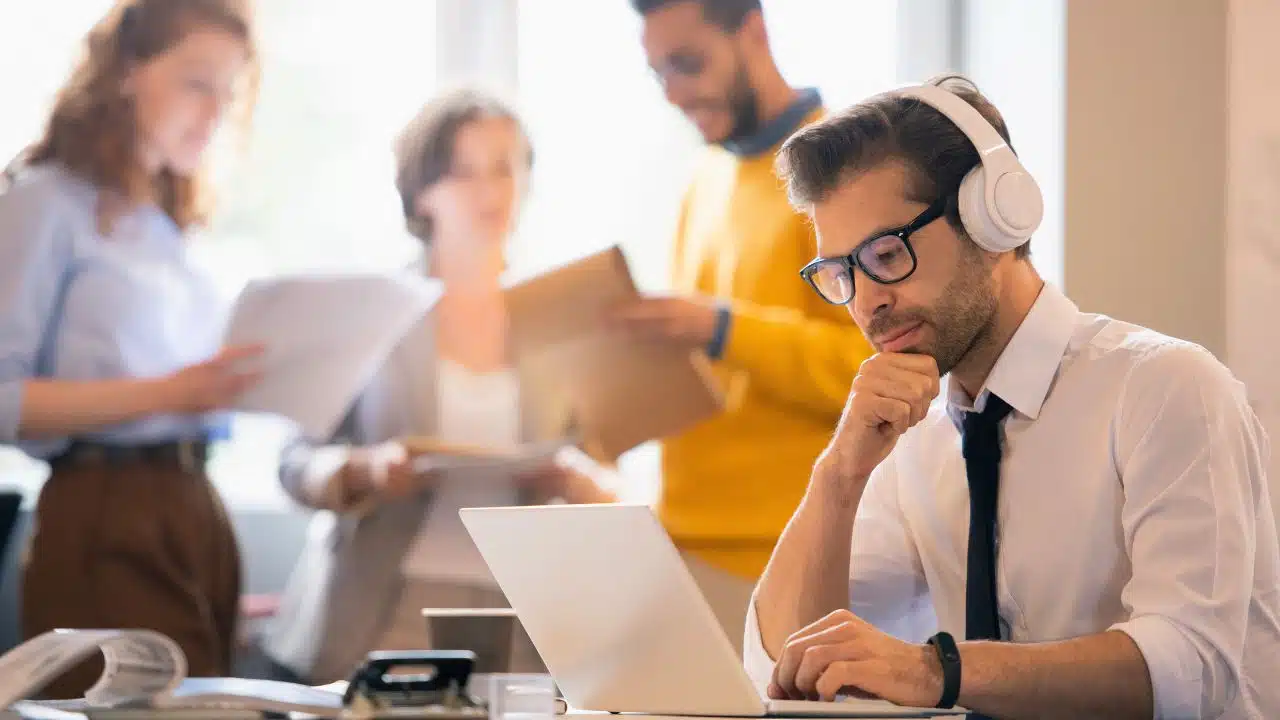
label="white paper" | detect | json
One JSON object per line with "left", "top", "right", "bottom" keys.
{"left": 0, "top": 630, "right": 183, "bottom": 711}
{"left": 224, "top": 273, "right": 443, "bottom": 440}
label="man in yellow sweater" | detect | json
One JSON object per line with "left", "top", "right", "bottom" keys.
{"left": 617, "top": 0, "right": 874, "bottom": 653}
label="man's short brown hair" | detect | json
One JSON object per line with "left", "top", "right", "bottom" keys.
{"left": 776, "top": 74, "right": 1031, "bottom": 258}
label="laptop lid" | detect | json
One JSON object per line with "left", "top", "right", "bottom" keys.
{"left": 460, "top": 504, "right": 767, "bottom": 717}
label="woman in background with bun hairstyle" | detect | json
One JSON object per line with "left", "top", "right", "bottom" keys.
{"left": 252, "top": 89, "right": 620, "bottom": 685}
{"left": 0, "top": 0, "right": 261, "bottom": 698}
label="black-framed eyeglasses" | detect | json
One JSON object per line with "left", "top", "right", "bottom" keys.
{"left": 799, "top": 196, "right": 948, "bottom": 305}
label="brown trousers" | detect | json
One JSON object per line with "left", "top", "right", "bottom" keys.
{"left": 21, "top": 453, "right": 241, "bottom": 699}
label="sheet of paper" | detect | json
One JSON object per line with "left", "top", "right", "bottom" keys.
{"left": 223, "top": 273, "right": 443, "bottom": 440}
{"left": 0, "top": 630, "right": 184, "bottom": 710}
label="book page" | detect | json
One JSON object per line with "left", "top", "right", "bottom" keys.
{"left": 0, "top": 630, "right": 183, "bottom": 710}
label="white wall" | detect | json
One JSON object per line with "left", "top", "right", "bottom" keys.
{"left": 960, "top": 0, "right": 1066, "bottom": 289}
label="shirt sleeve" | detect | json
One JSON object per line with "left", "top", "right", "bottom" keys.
{"left": 1107, "top": 342, "right": 1268, "bottom": 720}
{"left": 742, "top": 455, "right": 931, "bottom": 696}
{"left": 847, "top": 452, "right": 932, "bottom": 640}
{"left": 0, "top": 177, "right": 73, "bottom": 444}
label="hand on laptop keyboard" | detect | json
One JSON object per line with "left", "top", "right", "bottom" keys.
{"left": 769, "top": 609, "right": 942, "bottom": 708}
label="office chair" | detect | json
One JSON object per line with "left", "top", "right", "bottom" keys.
{"left": 0, "top": 490, "right": 22, "bottom": 578}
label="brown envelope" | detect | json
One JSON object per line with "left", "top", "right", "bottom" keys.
{"left": 505, "top": 246, "right": 725, "bottom": 462}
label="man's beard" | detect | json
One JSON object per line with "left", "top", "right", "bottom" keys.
{"left": 865, "top": 244, "right": 998, "bottom": 376}
{"left": 723, "top": 62, "right": 761, "bottom": 144}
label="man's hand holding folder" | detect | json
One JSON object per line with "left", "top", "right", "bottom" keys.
{"left": 504, "top": 246, "right": 726, "bottom": 462}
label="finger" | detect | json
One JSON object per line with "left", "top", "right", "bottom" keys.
{"left": 853, "top": 374, "right": 930, "bottom": 425}
{"left": 866, "top": 395, "right": 912, "bottom": 435}
{"left": 791, "top": 622, "right": 872, "bottom": 697}
{"left": 815, "top": 660, "right": 882, "bottom": 702}
{"left": 382, "top": 462, "right": 417, "bottom": 498}
{"left": 227, "top": 371, "right": 263, "bottom": 394}
{"left": 858, "top": 359, "right": 940, "bottom": 414}
{"left": 767, "top": 682, "right": 787, "bottom": 700}
{"left": 879, "top": 352, "right": 940, "bottom": 378}
{"left": 216, "top": 344, "right": 268, "bottom": 363}
{"left": 610, "top": 298, "right": 675, "bottom": 321}
{"left": 615, "top": 314, "right": 675, "bottom": 333}
{"left": 773, "top": 613, "right": 858, "bottom": 699}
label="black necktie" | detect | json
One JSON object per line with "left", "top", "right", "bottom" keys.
{"left": 961, "top": 394, "right": 1013, "bottom": 641}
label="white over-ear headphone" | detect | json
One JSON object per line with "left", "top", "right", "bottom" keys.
{"left": 897, "top": 84, "right": 1044, "bottom": 253}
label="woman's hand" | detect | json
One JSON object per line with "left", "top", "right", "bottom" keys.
{"left": 335, "top": 441, "right": 426, "bottom": 508}
{"left": 157, "top": 344, "right": 265, "bottom": 414}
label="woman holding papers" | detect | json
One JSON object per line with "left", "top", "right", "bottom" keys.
{"left": 255, "top": 90, "right": 618, "bottom": 684}
{"left": 0, "top": 0, "right": 261, "bottom": 698}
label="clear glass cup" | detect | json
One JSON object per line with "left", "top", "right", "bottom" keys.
{"left": 487, "top": 673, "right": 556, "bottom": 720}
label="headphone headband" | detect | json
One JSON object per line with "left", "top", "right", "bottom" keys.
{"left": 894, "top": 83, "right": 1043, "bottom": 253}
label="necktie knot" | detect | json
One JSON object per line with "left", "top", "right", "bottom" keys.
{"left": 962, "top": 394, "right": 1012, "bottom": 457}
{"left": 965, "top": 393, "right": 1013, "bottom": 430}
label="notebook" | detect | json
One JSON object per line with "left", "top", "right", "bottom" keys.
{"left": 0, "top": 630, "right": 343, "bottom": 718}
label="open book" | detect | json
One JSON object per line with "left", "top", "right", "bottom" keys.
{"left": 0, "top": 630, "right": 343, "bottom": 718}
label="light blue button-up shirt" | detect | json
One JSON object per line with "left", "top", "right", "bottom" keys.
{"left": 0, "top": 163, "right": 228, "bottom": 459}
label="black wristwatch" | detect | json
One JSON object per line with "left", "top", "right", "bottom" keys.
{"left": 926, "top": 631, "right": 961, "bottom": 709}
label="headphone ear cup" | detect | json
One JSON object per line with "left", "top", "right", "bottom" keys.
{"left": 956, "top": 165, "right": 1027, "bottom": 253}
{"left": 957, "top": 166, "right": 1004, "bottom": 253}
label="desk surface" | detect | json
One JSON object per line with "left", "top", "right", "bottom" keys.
{"left": 565, "top": 707, "right": 962, "bottom": 712}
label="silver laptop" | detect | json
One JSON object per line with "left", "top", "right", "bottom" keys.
{"left": 460, "top": 504, "right": 959, "bottom": 718}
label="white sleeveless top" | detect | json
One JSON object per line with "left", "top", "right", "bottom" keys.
{"left": 399, "top": 358, "right": 520, "bottom": 583}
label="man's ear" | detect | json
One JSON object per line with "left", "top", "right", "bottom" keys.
{"left": 120, "top": 61, "right": 141, "bottom": 98}
{"left": 413, "top": 185, "right": 438, "bottom": 222}
{"left": 738, "top": 9, "right": 769, "bottom": 51}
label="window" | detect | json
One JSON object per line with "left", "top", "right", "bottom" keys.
{"left": 0, "top": 1, "right": 443, "bottom": 506}
{"left": 199, "top": 0, "right": 441, "bottom": 507}
{"left": 514, "top": 0, "right": 901, "bottom": 500}
{"left": 0, "top": 0, "right": 115, "bottom": 493}
{"left": 0, "top": 0, "right": 904, "bottom": 507}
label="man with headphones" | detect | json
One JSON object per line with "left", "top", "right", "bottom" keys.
{"left": 747, "top": 75, "right": 1280, "bottom": 719}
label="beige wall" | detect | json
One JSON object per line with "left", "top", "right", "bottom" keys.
{"left": 1064, "top": 0, "right": 1228, "bottom": 358}
{"left": 1227, "top": 0, "right": 1280, "bottom": 524}
{"left": 1063, "top": 0, "right": 1278, "bottom": 523}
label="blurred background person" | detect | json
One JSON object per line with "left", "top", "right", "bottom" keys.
{"left": 614, "top": 0, "right": 873, "bottom": 653}
{"left": 0, "top": 0, "right": 261, "bottom": 698}
{"left": 252, "top": 89, "right": 618, "bottom": 684}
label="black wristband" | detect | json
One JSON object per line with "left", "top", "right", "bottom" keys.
{"left": 927, "top": 631, "right": 961, "bottom": 709}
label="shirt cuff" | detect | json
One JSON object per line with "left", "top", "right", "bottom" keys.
{"left": 705, "top": 305, "right": 733, "bottom": 360}
{"left": 0, "top": 379, "right": 23, "bottom": 444}
{"left": 742, "top": 593, "right": 776, "bottom": 698}
{"left": 1110, "top": 614, "right": 1203, "bottom": 720}
{"left": 303, "top": 445, "right": 351, "bottom": 509}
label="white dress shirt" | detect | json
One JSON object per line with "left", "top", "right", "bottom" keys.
{"left": 744, "top": 282, "right": 1280, "bottom": 720}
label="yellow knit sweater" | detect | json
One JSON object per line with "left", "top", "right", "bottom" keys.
{"left": 657, "top": 112, "right": 875, "bottom": 579}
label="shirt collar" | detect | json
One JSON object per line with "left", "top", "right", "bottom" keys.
{"left": 945, "top": 282, "right": 1079, "bottom": 427}
{"left": 720, "top": 87, "right": 823, "bottom": 157}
